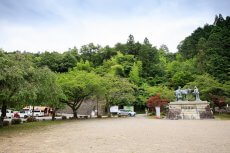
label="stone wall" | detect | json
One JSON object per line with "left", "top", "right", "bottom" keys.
{"left": 57, "top": 99, "right": 106, "bottom": 116}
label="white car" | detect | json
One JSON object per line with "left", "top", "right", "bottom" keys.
{"left": 0, "top": 109, "right": 14, "bottom": 118}
{"left": 19, "top": 110, "right": 31, "bottom": 118}
{"left": 32, "top": 110, "right": 44, "bottom": 117}
{"left": 117, "top": 109, "right": 136, "bottom": 117}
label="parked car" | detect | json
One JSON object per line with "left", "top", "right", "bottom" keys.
{"left": 0, "top": 109, "right": 14, "bottom": 118}
{"left": 32, "top": 110, "right": 44, "bottom": 117}
{"left": 117, "top": 109, "right": 136, "bottom": 117}
{"left": 18, "top": 110, "right": 30, "bottom": 118}
{"left": 18, "top": 107, "right": 45, "bottom": 118}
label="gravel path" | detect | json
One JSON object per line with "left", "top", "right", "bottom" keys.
{"left": 1, "top": 115, "right": 230, "bottom": 153}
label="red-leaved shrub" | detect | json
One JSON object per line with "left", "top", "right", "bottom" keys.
{"left": 147, "top": 94, "right": 169, "bottom": 112}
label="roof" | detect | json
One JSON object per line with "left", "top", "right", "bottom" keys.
{"left": 23, "top": 106, "right": 50, "bottom": 111}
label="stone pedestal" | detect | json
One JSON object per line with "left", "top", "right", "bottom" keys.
{"left": 167, "top": 101, "right": 213, "bottom": 120}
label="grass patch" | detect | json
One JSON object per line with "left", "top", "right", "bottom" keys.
{"left": 214, "top": 114, "right": 230, "bottom": 120}
{"left": 0, "top": 120, "right": 72, "bottom": 137}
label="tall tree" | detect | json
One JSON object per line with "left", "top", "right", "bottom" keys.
{"left": 57, "top": 70, "right": 103, "bottom": 118}
{"left": 0, "top": 53, "right": 36, "bottom": 126}
{"left": 129, "top": 61, "right": 142, "bottom": 85}
{"left": 102, "top": 75, "right": 136, "bottom": 116}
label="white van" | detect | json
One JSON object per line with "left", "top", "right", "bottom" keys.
{"left": 22, "top": 106, "right": 46, "bottom": 117}
{"left": 32, "top": 110, "right": 44, "bottom": 117}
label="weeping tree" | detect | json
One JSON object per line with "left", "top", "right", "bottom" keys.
{"left": 20, "top": 65, "right": 64, "bottom": 119}
{"left": 0, "top": 52, "right": 64, "bottom": 126}
{"left": 57, "top": 70, "right": 103, "bottom": 118}
{"left": 0, "top": 53, "right": 34, "bottom": 127}
{"left": 34, "top": 67, "right": 64, "bottom": 121}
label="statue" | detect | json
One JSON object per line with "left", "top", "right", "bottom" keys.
{"left": 175, "top": 86, "right": 182, "bottom": 101}
{"left": 193, "top": 86, "right": 200, "bottom": 101}
{"left": 175, "top": 86, "right": 193, "bottom": 101}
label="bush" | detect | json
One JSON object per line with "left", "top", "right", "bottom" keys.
{"left": 11, "top": 118, "right": 22, "bottom": 125}
{"left": 14, "top": 112, "right": 20, "bottom": 118}
{"left": 3, "top": 120, "right": 10, "bottom": 126}
{"left": 26, "top": 116, "right": 37, "bottom": 122}
{"left": 62, "top": 116, "right": 67, "bottom": 120}
{"left": 149, "top": 112, "right": 156, "bottom": 116}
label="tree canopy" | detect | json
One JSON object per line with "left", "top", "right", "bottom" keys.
{"left": 0, "top": 14, "right": 229, "bottom": 122}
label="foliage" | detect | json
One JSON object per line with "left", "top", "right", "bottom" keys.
{"left": 210, "top": 95, "right": 226, "bottom": 109}
{"left": 144, "top": 85, "right": 174, "bottom": 102}
{"left": 102, "top": 75, "right": 136, "bottom": 107}
{"left": 0, "top": 14, "right": 229, "bottom": 120}
{"left": 185, "top": 74, "right": 229, "bottom": 103}
{"left": 35, "top": 51, "right": 78, "bottom": 72}
{"left": 146, "top": 94, "right": 168, "bottom": 111}
{"left": 178, "top": 14, "right": 230, "bottom": 82}
{"left": 0, "top": 53, "right": 33, "bottom": 109}
{"left": 129, "top": 61, "right": 142, "bottom": 85}
{"left": 11, "top": 118, "right": 22, "bottom": 125}
{"left": 26, "top": 117, "right": 37, "bottom": 122}
{"left": 80, "top": 43, "right": 101, "bottom": 66}
{"left": 74, "top": 59, "right": 92, "bottom": 72}
{"left": 0, "top": 52, "right": 64, "bottom": 126}
{"left": 62, "top": 116, "right": 67, "bottom": 120}
{"left": 57, "top": 70, "right": 103, "bottom": 118}
{"left": 3, "top": 120, "right": 10, "bottom": 127}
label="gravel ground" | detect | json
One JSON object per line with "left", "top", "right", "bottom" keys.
{"left": 1, "top": 115, "right": 230, "bottom": 153}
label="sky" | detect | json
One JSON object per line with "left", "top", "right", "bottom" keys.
{"left": 0, "top": 0, "right": 229, "bottom": 53}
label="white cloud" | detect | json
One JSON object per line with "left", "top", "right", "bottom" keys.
{"left": 0, "top": 0, "right": 224, "bottom": 53}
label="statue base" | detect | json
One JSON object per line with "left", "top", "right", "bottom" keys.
{"left": 167, "top": 101, "right": 213, "bottom": 120}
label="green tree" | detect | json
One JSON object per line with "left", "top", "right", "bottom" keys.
{"left": 57, "top": 70, "right": 103, "bottom": 118}
{"left": 0, "top": 53, "right": 34, "bottom": 126}
{"left": 74, "top": 59, "right": 92, "bottom": 72}
{"left": 35, "top": 51, "right": 78, "bottom": 73}
{"left": 138, "top": 39, "right": 161, "bottom": 78}
{"left": 129, "top": 61, "right": 142, "bottom": 85}
{"left": 80, "top": 43, "right": 101, "bottom": 65}
{"left": 144, "top": 85, "right": 174, "bottom": 102}
{"left": 178, "top": 14, "right": 230, "bottom": 82}
{"left": 36, "top": 67, "right": 64, "bottom": 121}
{"left": 185, "top": 74, "right": 229, "bottom": 103}
{"left": 102, "top": 75, "right": 136, "bottom": 116}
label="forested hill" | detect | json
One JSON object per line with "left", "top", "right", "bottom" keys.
{"left": 178, "top": 14, "right": 230, "bottom": 82}
{"left": 0, "top": 14, "right": 229, "bottom": 111}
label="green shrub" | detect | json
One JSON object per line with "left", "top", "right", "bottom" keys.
{"left": 11, "top": 118, "right": 22, "bottom": 125}
{"left": 62, "top": 116, "right": 67, "bottom": 120}
{"left": 3, "top": 120, "right": 10, "bottom": 126}
{"left": 26, "top": 117, "right": 37, "bottom": 122}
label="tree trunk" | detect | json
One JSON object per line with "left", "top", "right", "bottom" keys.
{"left": 32, "top": 106, "right": 35, "bottom": 117}
{"left": 52, "top": 108, "right": 56, "bottom": 121}
{"left": 107, "top": 105, "right": 111, "bottom": 117}
{"left": 73, "top": 108, "right": 78, "bottom": 119}
{"left": 0, "top": 102, "right": 7, "bottom": 128}
{"left": 0, "top": 118, "right": 3, "bottom": 128}
{"left": 96, "top": 98, "right": 99, "bottom": 117}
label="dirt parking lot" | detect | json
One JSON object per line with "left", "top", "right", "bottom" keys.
{"left": 1, "top": 115, "right": 230, "bottom": 153}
